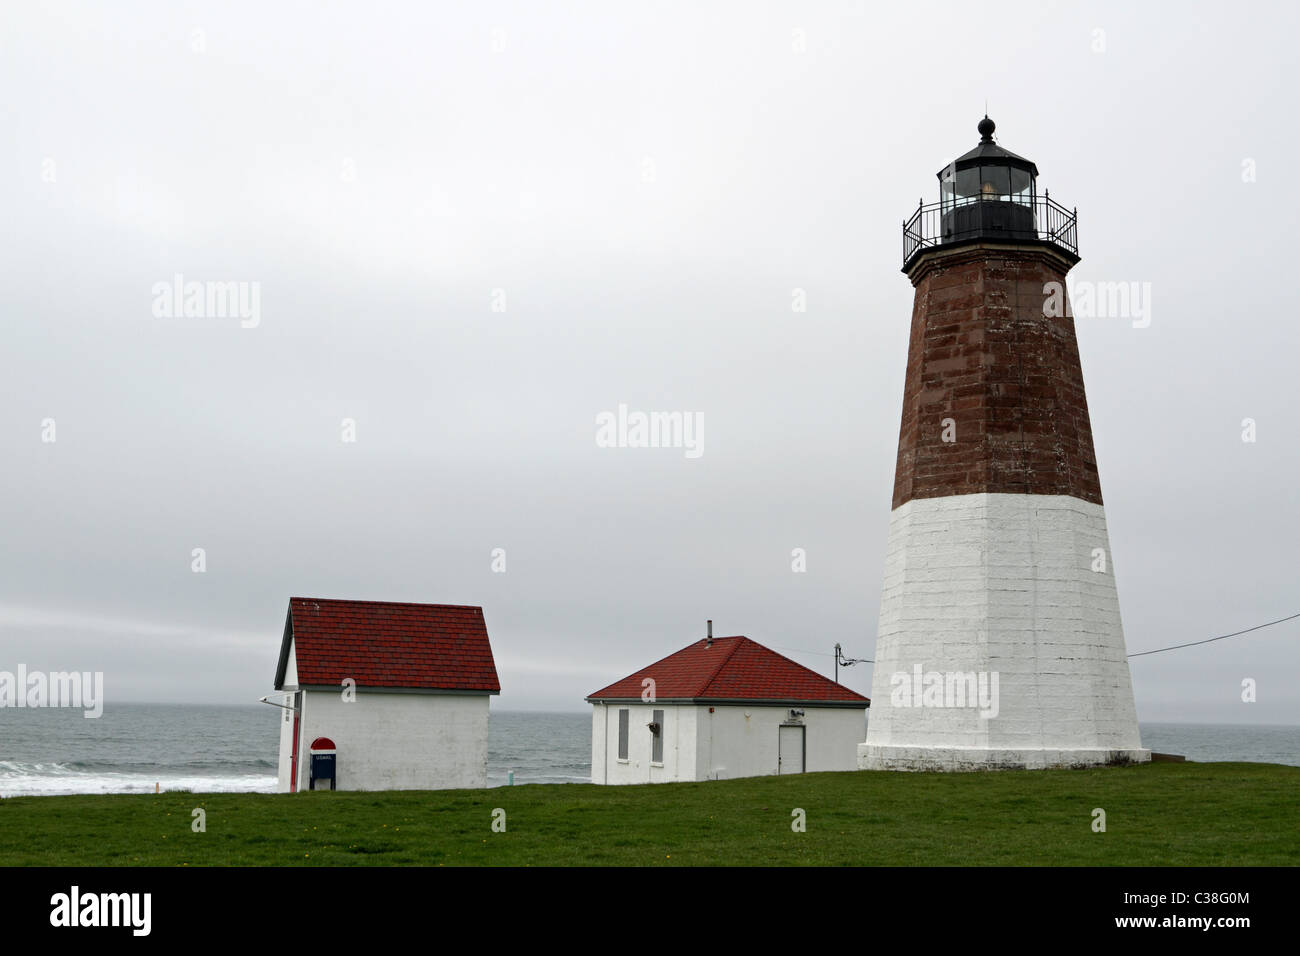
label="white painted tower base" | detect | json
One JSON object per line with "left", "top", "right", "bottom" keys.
{"left": 858, "top": 493, "right": 1149, "bottom": 771}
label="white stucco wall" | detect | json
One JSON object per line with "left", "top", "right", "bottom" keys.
{"left": 284, "top": 640, "right": 298, "bottom": 687}
{"left": 860, "top": 492, "right": 1148, "bottom": 770}
{"left": 590, "top": 702, "right": 866, "bottom": 783}
{"left": 591, "top": 702, "right": 695, "bottom": 784}
{"left": 696, "top": 705, "right": 866, "bottom": 779}
{"left": 278, "top": 687, "right": 491, "bottom": 792}
{"left": 275, "top": 690, "right": 297, "bottom": 789}
{"left": 275, "top": 643, "right": 298, "bottom": 789}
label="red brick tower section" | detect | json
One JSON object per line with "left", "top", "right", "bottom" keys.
{"left": 893, "top": 243, "right": 1101, "bottom": 510}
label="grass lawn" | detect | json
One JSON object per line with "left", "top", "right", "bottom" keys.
{"left": 2, "top": 761, "right": 1297, "bottom": 866}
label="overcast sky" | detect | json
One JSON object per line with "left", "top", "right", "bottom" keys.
{"left": 1, "top": 1, "right": 1297, "bottom": 723}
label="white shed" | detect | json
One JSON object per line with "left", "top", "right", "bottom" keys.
{"left": 271, "top": 596, "right": 500, "bottom": 792}
{"left": 587, "top": 634, "right": 869, "bottom": 784}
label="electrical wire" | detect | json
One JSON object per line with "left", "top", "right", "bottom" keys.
{"left": 766, "top": 610, "right": 1299, "bottom": 665}
{"left": 1126, "top": 611, "right": 1300, "bottom": 658}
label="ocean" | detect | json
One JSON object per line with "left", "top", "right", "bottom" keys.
{"left": 0, "top": 705, "right": 591, "bottom": 797}
{"left": 0, "top": 705, "right": 1296, "bottom": 797}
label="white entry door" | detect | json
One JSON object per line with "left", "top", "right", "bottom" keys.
{"left": 778, "top": 724, "right": 805, "bottom": 774}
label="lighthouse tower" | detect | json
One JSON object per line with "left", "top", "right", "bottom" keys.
{"left": 859, "top": 117, "right": 1148, "bottom": 771}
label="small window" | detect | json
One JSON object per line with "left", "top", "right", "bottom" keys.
{"left": 651, "top": 709, "right": 664, "bottom": 763}
{"left": 617, "top": 709, "right": 629, "bottom": 760}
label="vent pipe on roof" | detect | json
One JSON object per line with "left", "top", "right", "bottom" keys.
{"left": 706, "top": 620, "right": 713, "bottom": 648}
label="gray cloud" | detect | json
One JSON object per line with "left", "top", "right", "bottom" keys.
{"left": 1, "top": 1, "right": 1297, "bottom": 722}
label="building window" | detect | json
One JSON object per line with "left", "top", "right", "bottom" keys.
{"left": 617, "top": 709, "right": 629, "bottom": 760}
{"left": 651, "top": 709, "right": 664, "bottom": 763}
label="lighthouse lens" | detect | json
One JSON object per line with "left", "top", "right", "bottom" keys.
{"left": 980, "top": 166, "right": 1010, "bottom": 201}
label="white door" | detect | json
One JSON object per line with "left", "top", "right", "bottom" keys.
{"left": 778, "top": 725, "right": 805, "bottom": 774}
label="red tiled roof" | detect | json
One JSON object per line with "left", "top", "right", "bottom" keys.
{"left": 586, "top": 636, "right": 868, "bottom": 705}
{"left": 274, "top": 597, "right": 500, "bottom": 693}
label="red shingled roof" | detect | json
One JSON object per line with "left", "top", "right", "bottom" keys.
{"left": 586, "top": 636, "right": 868, "bottom": 705}
{"left": 274, "top": 597, "right": 500, "bottom": 693}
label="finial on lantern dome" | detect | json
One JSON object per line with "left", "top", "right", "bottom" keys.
{"left": 978, "top": 115, "right": 996, "bottom": 142}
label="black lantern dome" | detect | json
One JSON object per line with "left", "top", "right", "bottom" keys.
{"left": 902, "top": 116, "right": 1077, "bottom": 271}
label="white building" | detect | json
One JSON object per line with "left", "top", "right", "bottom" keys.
{"left": 271, "top": 596, "right": 500, "bottom": 792}
{"left": 588, "top": 633, "right": 869, "bottom": 784}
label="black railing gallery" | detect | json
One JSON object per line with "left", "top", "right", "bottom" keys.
{"left": 902, "top": 193, "right": 1078, "bottom": 268}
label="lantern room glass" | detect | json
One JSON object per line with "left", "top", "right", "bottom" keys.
{"left": 941, "top": 164, "right": 1035, "bottom": 214}
{"left": 1009, "top": 167, "right": 1034, "bottom": 205}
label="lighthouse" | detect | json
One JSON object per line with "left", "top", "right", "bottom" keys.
{"left": 859, "top": 117, "right": 1149, "bottom": 771}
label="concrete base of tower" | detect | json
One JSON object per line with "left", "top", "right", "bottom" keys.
{"left": 857, "top": 743, "right": 1151, "bottom": 772}
{"left": 862, "top": 492, "right": 1147, "bottom": 768}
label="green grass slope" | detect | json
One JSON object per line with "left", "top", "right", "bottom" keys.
{"left": 2, "top": 762, "right": 1296, "bottom": 866}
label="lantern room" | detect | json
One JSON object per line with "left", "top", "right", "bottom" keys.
{"left": 939, "top": 115, "right": 1038, "bottom": 242}
{"left": 902, "top": 116, "right": 1078, "bottom": 271}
